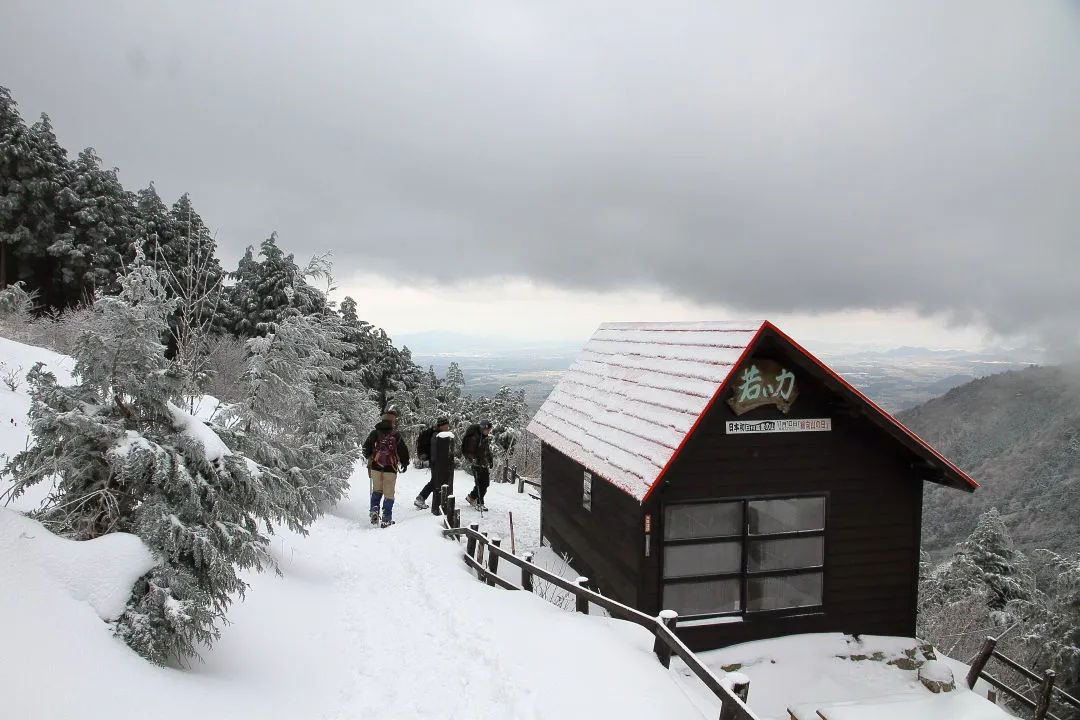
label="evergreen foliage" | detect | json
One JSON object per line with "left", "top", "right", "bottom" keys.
{"left": 2, "top": 260, "right": 317, "bottom": 665}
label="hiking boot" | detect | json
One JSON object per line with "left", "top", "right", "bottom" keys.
{"left": 475, "top": 503, "right": 488, "bottom": 512}
{"left": 380, "top": 520, "right": 395, "bottom": 528}
{"left": 466, "top": 495, "right": 476, "bottom": 506}
{"left": 414, "top": 496, "right": 429, "bottom": 510}
{"left": 369, "top": 511, "right": 379, "bottom": 525}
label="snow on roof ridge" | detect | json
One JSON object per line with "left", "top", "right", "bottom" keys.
{"left": 598, "top": 320, "right": 767, "bottom": 331}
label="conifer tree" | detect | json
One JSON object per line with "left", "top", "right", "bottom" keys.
{"left": 53, "top": 147, "right": 137, "bottom": 300}
{"left": 957, "top": 507, "right": 1035, "bottom": 610}
{"left": 216, "top": 311, "right": 376, "bottom": 529}
{"left": 1, "top": 257, "right": 299, "bottom": 665}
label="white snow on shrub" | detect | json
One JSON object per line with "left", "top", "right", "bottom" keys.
{"left": 167, "top": 401, "right": 231, "bottom": 463}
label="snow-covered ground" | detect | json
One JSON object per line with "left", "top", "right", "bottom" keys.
{"left": 0, "top": 335, "right": 1015, "bottom": 719}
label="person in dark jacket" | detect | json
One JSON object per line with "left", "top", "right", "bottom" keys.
{"left": 464, "top": 420, "right": 494, "bottom": 511}
{"left": 414, "top": 417, "right": 455, "bottom": 509}
{"left": 362, "top": 418, "right": 410, "bottom": 527}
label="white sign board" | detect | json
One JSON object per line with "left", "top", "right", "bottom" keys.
{"left": 726, "top": 418, "right": 832, "bottom": 434}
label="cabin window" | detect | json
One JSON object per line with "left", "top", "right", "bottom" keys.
{"left": 661, "top": 496, "right": 825, "bottom": 620}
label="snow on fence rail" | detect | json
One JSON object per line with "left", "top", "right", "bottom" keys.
{"left": 429, "top": 484, "right": 757, "bottom": 720}
{"left": 967, "top": 635, "right": 1079, "bottom": 720}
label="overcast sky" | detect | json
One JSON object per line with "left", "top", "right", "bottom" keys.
{"left": 3, "top": 1, "right": 1078, "bottom": 353}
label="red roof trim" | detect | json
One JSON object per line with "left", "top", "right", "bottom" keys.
{"left": 640, "top": 320, "right": 978, "bottom": 503}
{"left": 762, "top": 322, "right": 979, "bottom": 491}
{"left": 641, "top": 323, "right": 769, "bottom": 503}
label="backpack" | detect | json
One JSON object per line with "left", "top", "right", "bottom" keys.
{"left": 461, "top": 424, "right": 481, "bottom": 459}
{"left": 373, "top": 432, "right": 399, "bottom": 469}
{"left": 416, "top": 426, "right": 435, "bottom": 460}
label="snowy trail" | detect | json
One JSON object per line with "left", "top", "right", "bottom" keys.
{"left": 175, "top": 464, "right": 704, "bottom": 719}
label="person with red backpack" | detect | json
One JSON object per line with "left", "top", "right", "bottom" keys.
{"left": 362, "top": 418, "right": 410, "bottom": 528}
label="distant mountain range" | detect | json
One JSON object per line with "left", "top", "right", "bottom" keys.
{"left": 402, "top": 330, "right": 1040, "bottom": 415}
{"left": 898, "top": 364, "right": 1080, "bottom": 559}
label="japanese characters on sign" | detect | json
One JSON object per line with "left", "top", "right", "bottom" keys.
{"left": 726, "top": 418, "right": 832, "bottom": 434}
{"left": 727, "top": 358, "right": 799, "bottom": 415}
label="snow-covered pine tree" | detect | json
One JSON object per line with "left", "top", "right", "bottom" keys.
{"left": 1021, "top": 550, "right": 1080, "bottom": 698}
{"left": 957, "top": 506, "right": 1035, "bottom": 610}
{"left": 0, "top": 106, "right": 77, "bottom": 310}
{"left": 225, "top": 233, "right": 326, "bottom": 338}
{"left": 444, "top": 361, "right": 465, "bottom": 398}
{"left": 49, "top": 148, "right": 137, "bottom": 302}
{"left": 1, "top": 257, "right": 295, "bottom": 665}
{"left": 216, "top": 310, "right": 377, "bottom": 530}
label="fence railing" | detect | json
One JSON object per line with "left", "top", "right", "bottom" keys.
{"left": 432, "top": 485, "right": 757, "bottom": 720}
{"left": 967, "top": 636, "right": 1079, "bottom": 720}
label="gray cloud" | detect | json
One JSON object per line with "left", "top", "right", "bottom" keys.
{"left": 3, "top": 1, "right": 1079, "bottom": 346}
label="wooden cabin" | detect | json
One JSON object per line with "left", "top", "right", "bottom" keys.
{"left": 527, "top": 321, "right": 977, "bottom": 651}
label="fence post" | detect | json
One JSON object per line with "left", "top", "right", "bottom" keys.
{"left": 575, "top": 577, "right": 589, "bottom": 614}
{"left": 502, "top": 466, "right": 509, "bottom": 483}
{"left": 521, "top": 551, "right": 534, "bottom": 592}
{"left": 730, "top": 675, "right": 750, "bottom": 704}
{"left": 1034, "top": 669, "right": 1057, "bottom": 720}
{"left": 653, "top": 610, "right": 679, "bottom": 669}
{"left": 966, "top": 636, "right": 998, "bottom": 689}
{"left": 440, "top": 485, "right": 450, "bottom": 515}
{"left": 432, "top": 486, "right": 442, "bottom": 516}
{"left": 452, "top": 508, "right": 461, "bottom": 530}
{"left": 446, "top": 493, "right": 455, "bottom": 523}
{"left": 517, "top": 474, "right": 525, "bottom": 493}
{"left": 476, "top": 531, "right": 489, "bottom": 576}
{"left": 488, "top": 538, "right": 501, "bottom": 586}
{"left": 466, "top": 522, "right": 479, "bottom": 558}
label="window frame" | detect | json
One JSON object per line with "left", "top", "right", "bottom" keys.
{"left": 661, "top": 494, "right": 827, "bottom": 621}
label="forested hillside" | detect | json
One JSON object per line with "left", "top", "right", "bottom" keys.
{"left": 897, "top": 364, "right": 1080, "bottom": 557}
{"left": 0, "top": 84, "right": 534, "bottom": 665}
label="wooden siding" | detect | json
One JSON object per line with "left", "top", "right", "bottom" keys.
{"left": 540, "top": 442, "right": 642, "bottom": 606}
{"left": 642, "top": 340, "right": 924, "bottom": 651}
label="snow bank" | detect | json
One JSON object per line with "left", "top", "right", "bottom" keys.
{"left": 0, "top": 508, "right": 156, "bottom": 620}
{"left": 693, "top": 632, "right": 1014, "bottom": 720}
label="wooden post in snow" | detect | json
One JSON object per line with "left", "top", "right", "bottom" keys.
{"left": 575, "top": 577, "right": 589, "bottom": 614}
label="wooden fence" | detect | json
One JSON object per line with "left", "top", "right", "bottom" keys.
{"left": 430, "top": 485, "right": 758, "bottom": 720}
{"left": 967, "top": 636, "right": 1079, "bottom": 720}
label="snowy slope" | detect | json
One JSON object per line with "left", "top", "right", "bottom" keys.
{"left": 0, "top": 336, "right": 704, "bottom": 720}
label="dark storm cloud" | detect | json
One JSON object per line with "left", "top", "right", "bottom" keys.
{"left": 2, "top": 1, "right": 1079, "bottom": 343}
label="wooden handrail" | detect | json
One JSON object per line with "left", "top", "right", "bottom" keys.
{"left": 967, "top": 635, "right": 1074, "bottom": 719}
{"left": 980, "top": 672, "right": 1037, "bottom": 710}
{"left": 993, "top": 649, "right": 1044, "bottom": 685}
{"left": 443, "top": 524, "right": 759, "bottom": 720}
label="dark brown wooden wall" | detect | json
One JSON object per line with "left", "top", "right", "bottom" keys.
{"left": 643, "top": 340, "right": 925, "bottom": 650}
{"left": 540, "top": 442, "right": 642, "bottom": 605}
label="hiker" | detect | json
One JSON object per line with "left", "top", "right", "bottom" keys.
{"left": 382, "top": 408, "right": 399, "bottom": 428}
{"left": 362, "top": 417, "right": 410, "bottom": 528}
{"left": 463, "top": 420, "right": 494, "bottom": 511}
{"left": 414, "top": 417, "right": 455, "bottom": 509}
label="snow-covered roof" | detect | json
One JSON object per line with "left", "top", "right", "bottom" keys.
{"left": 528, "top": 321, "right": 978, "bottom": 502}
{"left": 527, "top": 321, "right": 763, "bottom": 500}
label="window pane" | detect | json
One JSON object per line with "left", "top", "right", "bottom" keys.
{"left": 664, "top": 541, "right": 742, "bottom": 579}
{"left": 747, "top": 537, "right": 823, "bottom": 572}
{"left": 748, "top": 497, "right": 825, "bottom": 535}
{"left": 746, "top": 572, "right": 823, "bottom": 612}
{"left": 664, "top": 502, "right": 742, "bottom": 540}
{"left": 663, "top": 579, "right": 741, "bottom": 616}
